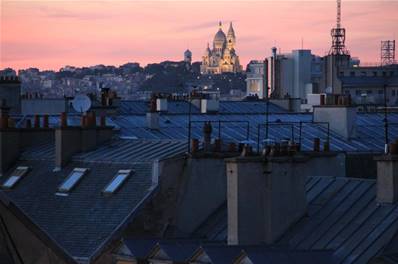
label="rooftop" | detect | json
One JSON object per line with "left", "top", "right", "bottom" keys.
{"left": 193, "top": 176, "right": 398, "bottom": 264}
{"left": 0, "top": 159, "right": 155, "bottom": 262}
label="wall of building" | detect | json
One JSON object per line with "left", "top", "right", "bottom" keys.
{"left": 174, "top": 157, "right": 227, "bottom": 235}
{"left": 21, "top": 99, "right": 68, "bottom": 115}
{"left": 246, "top": 61, "right": 265, "bottom": 98}
{"left": 346, "top": 153, "right": 378, "bottom": 179}
{"left": 293, "top": 50, "right": 312, "bottom": 99}
{"left": 0, "top": 80, "right": 21, "bottom": 114}
{"left": 269, "top": 49, "right": 315, "bottom": 101}
{"left": 340, "top": 65, "right": 398, "bottom": 78}
{"left": 124, "top": 156, "right": 187, "bottom": 237}
{"left": 0, "top": 202, "right": 70, "bottom": 264}
{"left": 227, "top": 156, "right": 308, "bottom": 245}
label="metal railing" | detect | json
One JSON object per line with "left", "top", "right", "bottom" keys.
{"left": 187, "top": 120, "right": 250, "bottom": 153}
{"left": 256, "top": 121, "right": 331, "bottom": 153}
{"left": 187, "top": 119, "right": 332, "bottom": 153}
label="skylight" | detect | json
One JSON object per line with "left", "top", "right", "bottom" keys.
{"left": 103, "top": 169, "right": 132, "bottom": 194}
{"left": 2, "top": 166, "right": 30, "bottom": 189}
{"left": 58, "top": 168, "right": 88, "bottom": 193}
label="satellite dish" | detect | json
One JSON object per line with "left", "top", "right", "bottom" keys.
{"left": 72, "top": 94, "right": 91, "bottom": 113}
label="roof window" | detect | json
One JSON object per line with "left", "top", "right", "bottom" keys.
{"left": 58, "top": 168, "right": 88, "bottom": 193}
{"left": 2, "top": 166, "right": 29, "bottom": 189}
{"left": 103, "top": 169, "right": 132, "bottom": 195}
{"left": 2, "top": 166, "right": 30, "bottom": 189}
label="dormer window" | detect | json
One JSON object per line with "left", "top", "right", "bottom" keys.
{"left": 58, "top": 168, "right": 88, "bottom": 193}
{"left": 103, "top": 170, "right": 132, "bottom": 195}
{"left": 2, "top": 166, "right": 30, "bottom": 189}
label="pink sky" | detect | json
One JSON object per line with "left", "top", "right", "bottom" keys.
{"left": 1, "top": 0, "right": 398, "bottom": 71}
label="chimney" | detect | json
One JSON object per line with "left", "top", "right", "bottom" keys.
{"left": 55, "top": 113, "right": 81, "bottom": 170}
{"left": 147, "top": 97, "right": 160, "bottom": 130}
{"left": 200, "top": 98, "right": 219, "bottom": 114}
{"left": 288, "top": 98, "right": 301, "bottom": 112}
{"left": 313, "top": 95, "right": 356, "bottom": 139}
{"left": 226, "top": 155, "right": 308, "bottom": 245}
{"left": 375, "top": 142, "right": 398, "bottom": 203}
{"left": 0, "top": 76, "right": 21, "bottom": 114}
{"left": 80, "top": 112, "right": 97, "bottom": 152}
{"left": 156, "top": 98, "right": 168, "bottom": 112}
{"left": 55, "top": 112, "right": 113, "bottom": 169}
{"left": 0, "top": 102, "right": 19, "bottom": 175}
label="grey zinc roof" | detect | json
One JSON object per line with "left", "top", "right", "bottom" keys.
{"left": 121, "top": 241, "right": 336, "bottom": 264}
{"left": 13, "top": 101, "right": 398, "bottom": 153}
{"left": 198, "top": 245, "right": 244, "bottom": 264}
{"left": 193, "top": 177, "right": 398, "bottom": 264}
{"left": 111, "top": 113, "right": 398, "bottom": 152}
{"left": 19, "top": 139, "right": 187, "bottom": 163}
{"left": 155, "top": 241, "right": 199, "bottom": 262}
{"left": 118, "top": 100, "right": 286, "bottom": 115}
{"left": 0, "top": 160, "right": 155, "bottom": 262}
{"left": 242, "top": 247, "right": 335, "bottom": 264}
{"left": 73, "top": 139, "right": 187, "bottom": 163}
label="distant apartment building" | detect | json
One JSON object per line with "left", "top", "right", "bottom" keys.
{"left": 340, "top": 64, "right": 398, "bottom": 106}
{"left": 246, "top": 60, "right": 267, "bottom": 98}
{"left": 247, "top": 48, "right": 322, "bottom": 102}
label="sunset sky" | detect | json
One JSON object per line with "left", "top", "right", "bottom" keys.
{"left": 1, "top": 0, "right": 398, "bottom": 71}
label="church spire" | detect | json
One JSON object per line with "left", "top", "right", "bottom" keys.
{"left": 227, "top": 22, "right": 236, "bottom": 49}
{"left": 227, "top": 22, "right": 235, "bottom": 39}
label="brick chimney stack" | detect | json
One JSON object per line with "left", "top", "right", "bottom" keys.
{"left": 55, "top": 112, "right": 113, "bottom": 170}
{"left": 226, "top": 155, "right": 308, "bottom": 245}
{"left": 375, "top": 140, "right": 398, "bottom": 204}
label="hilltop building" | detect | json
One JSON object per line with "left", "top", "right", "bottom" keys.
{"left": 184, "top": 49, "right": 192, "bottom": 64}
{"left": 200, "top": 22, "right": 242, "bottom": 74}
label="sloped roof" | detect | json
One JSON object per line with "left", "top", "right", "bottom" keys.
{"left": 13, "top": 101, "right": 398, "bottom": 153}
{"left": 242, "top": 247, "right": 335, "bottom": 264}
{"left": 118, "top": 100, "right": 286, "bottom": 115}
{"left": 199, "top": 245, "right": 243, "bottom": 264}
{"left": 0, "top": 160, "right": 156, "bottom": 262}
{"left": 111, "top": 113, "right": 398, "bottom": 152}
{"left": 193, "top": 176, "right": 398, "bottom": 264}
{"left": 122, "top": 241, "right": 335, "bottom": 264}
{"left": 19, "top": 139, "right": 187, "bottom": 163}
{"left": 155, "top": 241, "right": 199, "bottom": 262}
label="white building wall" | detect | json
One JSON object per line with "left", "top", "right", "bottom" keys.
{"left": 246, "top": 61, "right": 265, "bottom": 98}
{"left": 279, "top": 57, "right": 294, "bottom": 98}
{"left": 293, "top": 50, "right": 312, "bottom": 100}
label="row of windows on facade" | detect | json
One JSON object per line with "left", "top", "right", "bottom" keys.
{"left": 1, "top": 166, "right": 133, "bottom": 195}
{"left": 340, "top": 71, "right": 396, "bottom": 77}
{"left": 348, "top": 89, "right": 398, "bottom": 96}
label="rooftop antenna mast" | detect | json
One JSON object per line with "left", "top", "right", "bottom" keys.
{"left": 329, "top": 0, "right": 349, "bottom": 56}
{"left": 381, "top": 40, "right": 396, "bottom": 66}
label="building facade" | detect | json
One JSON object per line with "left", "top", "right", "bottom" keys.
{"left": 200, "top": 22, "right": 242, "bottom": 74}
{"left": 246, "top": 60, "right": 267, "bottom": 98}
{"left": 268, "top": 48, "right": 319, "bottom": 101}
